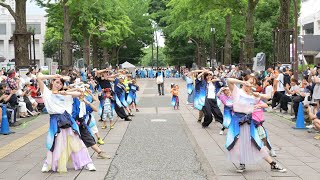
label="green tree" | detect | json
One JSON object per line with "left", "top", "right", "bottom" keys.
{"left": 0, "top": 0, "right": 30, "bottom": 68}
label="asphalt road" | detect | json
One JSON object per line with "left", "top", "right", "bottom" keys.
{"left": 105, "top": 80, "right": 207, "bottom": 180}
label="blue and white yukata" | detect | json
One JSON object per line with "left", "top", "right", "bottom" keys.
{"left": 226, "top": 86, "right": 268, "bottom": 164}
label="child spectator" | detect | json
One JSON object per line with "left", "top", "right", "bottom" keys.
{"left": 101, "top": 88, "right": 114, "bottom": 129}
{"left": 171, "top": 84, "right": 179, "bottom": 110}
{"left": 252, "top": 100, "right": 277, "bottom": 157}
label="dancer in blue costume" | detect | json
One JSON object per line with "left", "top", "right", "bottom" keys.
{"left": 217, "top": 87, "right": 233, "bottom": 134}
{"left": 194, "top": 70, "right": 206, "bottom": 111}
{"left": 115, "top": 75, "right": 134, "bottom": 116}
{"left": 197, "top": 70, "right": 224, "bottom": 130}
{"left": 193, "top": 70, "right": 206, "bottom": 122}
{"left": 185, "top": 72, "right": 195, "bottom": 105}
{"left": 84, "top": 89, "right": 105, "bottom": 145}
{"left": 127, "top": 79, "right": 139, "bottom": 112}
{"left": 140, "top": 68, "right": 146, "bottom": 78}
{"left": 226, "top": 76, "right": 286, "bottom": 173}
{"left": 37, "top": 74, "right": 95, "bottom": 173}
{"left": 165, "top": 68, "right": 171, "bottom": 78}
{"left": 71, "top": 92, "right": 109, "bottom": 159}
{"left": 148, "top": 69, "right": 154, "bottom": 78}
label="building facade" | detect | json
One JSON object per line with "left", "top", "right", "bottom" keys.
{"left": 0, "top": 0, "right": 47, "bottom": 67}
{"left": 299, "top": 0, "right": 320, "bottom": 65}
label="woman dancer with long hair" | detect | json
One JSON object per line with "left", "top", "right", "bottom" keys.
{"left": 38, "top": 74, "right": 96, "bottom": 172}
{"left": 197, "top": 70, "right": 224, "bottom": 131}
{"left": 226, "top": 75, "right": 286, "bottom": 173}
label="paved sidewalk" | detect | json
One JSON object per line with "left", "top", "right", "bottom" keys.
{"left": 175, "top": 78, "right": 320, "bottom": 180}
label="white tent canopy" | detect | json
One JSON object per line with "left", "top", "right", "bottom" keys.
{"left": 121, "top": 61, "right": 136, "bottom": 77}
{"left": 121, "top": 61, "right": 135, "bottom": 69}
{"left": 315, "top": 52, "right": 320, "bottom": 59}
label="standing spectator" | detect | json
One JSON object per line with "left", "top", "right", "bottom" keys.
{"left": 311, "top": 66, "right": 320, "bottom": 106}
{"left": 272, "top": 70, "right": 285, "bottom": 109}
{"left": 156, "top": 68, "right": 165, "bottom": 96}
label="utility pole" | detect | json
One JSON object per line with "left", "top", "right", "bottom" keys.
{"left": 293, "top": 0, "right": 299, "bottom": 80}
{"left": 151, "top": 41, "right": 154, "bottom": 66}
{"left": 155, "top": 31, "right": 159, "bottom": 68}
{"left": 210, "top": 27, "right": 216, "bottom": 71}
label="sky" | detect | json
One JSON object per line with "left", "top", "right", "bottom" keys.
{"left": 26, "top": 1, "right": 46, "bottom": 15}
{"left": 300, "top": 0, "right": 320, "bottom": 19}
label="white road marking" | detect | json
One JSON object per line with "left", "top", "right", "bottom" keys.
{"left": 151, "top": 119, "right": 167, "bottom": 122}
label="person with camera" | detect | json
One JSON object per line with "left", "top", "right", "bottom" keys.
{"left": 290, "top": 79, "right": 312, "bottom": 121}
{"left": 0, "top": 84, "right": 19, "bottom": 123}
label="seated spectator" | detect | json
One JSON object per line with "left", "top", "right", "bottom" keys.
{"left": 25, "top": 82, "right": 38, "bottom": 112}
{"left": 5, "top": 70, "right": 18, "bottom": 108}
{"left": 0, "top": 86, "right": 18, "bottom": 123}
{"left": 279, "top": 78, "right": 300, "bottom": 113}
{"left": 308, "top": 105, "right": 320, "bottom": 139}
{"left": 291, "top": 79, "right": 312, "bottom": 121}
{"left": 15, "top": 80, "right": 29, "bottom": 118}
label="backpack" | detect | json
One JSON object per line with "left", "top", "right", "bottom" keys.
{"left": 283, "top": 73, "right": 291, "bottom": 86}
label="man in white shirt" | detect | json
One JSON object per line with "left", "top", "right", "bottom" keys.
{"left": 264, "top": 80, "right": 273, "bottom": 100}
{"left": 279, "top": 78, "right": 300, "bottom": 113}
{"left": 271, "top": 70, "right": 286, "bottom": 109}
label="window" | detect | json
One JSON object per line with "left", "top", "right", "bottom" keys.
{"left": 27, "top": 23, "right": 41, "bottom": 34}
{"left": 1, "top": 8, "right": 6, "bottom": 15}
{"left": 0, "top": 24, "right": 6, "bottom": 35}
{"left": 11, "top": 23, "right": 15, "bottom": 34}
{"left": 303, "top": 22, "right": 314, "bottom": 35}
{"left": 11, "top": 23, "right": 41, "bottom": 34}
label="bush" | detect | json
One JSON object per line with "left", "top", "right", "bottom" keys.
{"left": 41, "top": 70, "right": 49, "bottom": 75}
{"left": 298, "top": 64, "right": 314, "bottom": 73}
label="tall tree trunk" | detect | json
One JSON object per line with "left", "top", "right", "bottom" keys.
{"left": 103, "top": 47, "right": 109, "bottom": 68}
{"left": 244, "top": 0, "right": 259, "bottom": 64}
{"left": 62, "top": 0, "right": 72, "bottom": 70}
{"left": 111, "top": 47, "right": 117, "bottom": 66}
{"left": 199, "top": 40, "right": 204, "bottom": 67}
{"left": 278, "top": 0, "right": 291, "bottom": 64}
{"left": 83, "top": 29, "right": 90, "bottom": 68}
{"left": 92, "top": 35, "right": 99, "bottom": 68}
{"left": 224, "top": 14, "right": 232, "bottom": 65}
{"left": 13, "top": 0, "right": 29, "bottom": 69}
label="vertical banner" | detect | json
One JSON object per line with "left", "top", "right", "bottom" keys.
{"left": 50, "top": 62, "right": 58, "bottom": 75}
{"left": 253, "top": 52, "right": 266, "bottom": 72}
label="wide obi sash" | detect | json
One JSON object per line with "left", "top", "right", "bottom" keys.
{"left": 47, "top": 111, "right": 80, "bottom": 152}
{"left": 225, "top": 112, "right": 264, "bottom": 151}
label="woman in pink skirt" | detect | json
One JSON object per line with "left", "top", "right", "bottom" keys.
{"left": 226, "top": 75, "right": 286, "bottom": 173}
{"left": 37, "top": 74, "right": 96, "bottom": 173}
